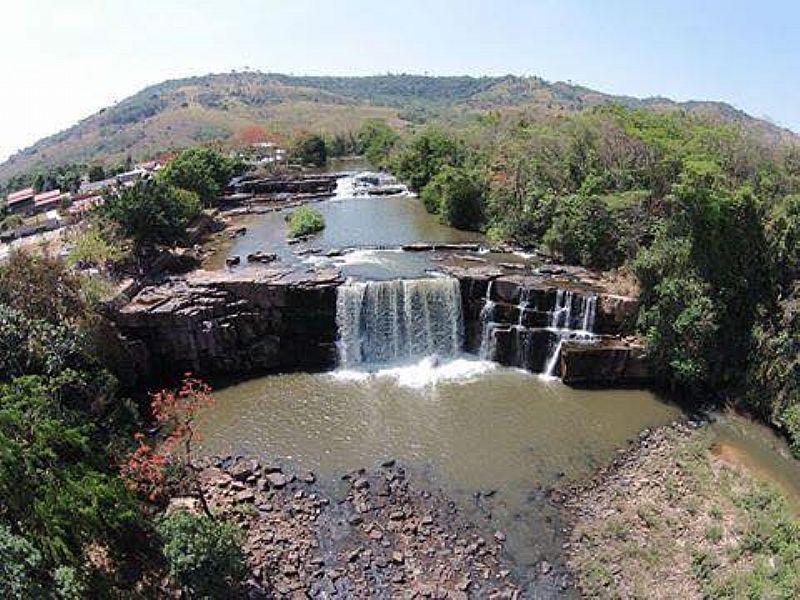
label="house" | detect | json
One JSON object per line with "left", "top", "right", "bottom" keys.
{"left": 33, "top": 189, "right": 71, "bottom": 213}
{"left": 68, "top": 195, "right": 105, "bottom": 220}
{"left": 5, "top": 187, "right": 35, "bottom": 215}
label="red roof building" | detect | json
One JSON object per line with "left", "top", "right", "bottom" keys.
{"left": 7, "top": 187, "right": 35, "bottom": 206}
{"left": 34, "top": 189, "right": 71, "bottom": 213}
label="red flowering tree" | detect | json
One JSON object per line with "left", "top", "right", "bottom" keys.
{"left": 121, "top": 375, "right": 215, "bottom": 516}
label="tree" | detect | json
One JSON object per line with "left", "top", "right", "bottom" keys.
{"left": 121, "top": 376, "right": 215, "bottom": 516}
{"left": 420, "top": 166, "right": 486, "bottom": 230}
{"left": 88, "top": 164, "right": 106, "bottom": 182}
{"left": 290, "top": 134, "right": 328, "bottom": 167}
{"left": 159, "top": 147, "right": 241, "bottom": 206}
{"left": 99, "top": 179, "right": 201, "bottom": 256}
{"left": 543, "top": 194, "right": 622, "bottom": 269}
{"left": 157, "top": 511, "right": 246, "bottom": 598}
{"left": 357, "top": 119, "right": 399, "bottom": 167}
{"left": 392, "top": 128, "right": 466, "bottom": 192}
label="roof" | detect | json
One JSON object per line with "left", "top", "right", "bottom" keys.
{"left": 34, "top": 189, "right": 68, "bottom": 207}
{"left": 7, "top": 187, "right": 35, "bottom": 205}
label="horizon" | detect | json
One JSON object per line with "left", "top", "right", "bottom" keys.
{"left": 1, "top": 0, "right": 798, "bottom": 162}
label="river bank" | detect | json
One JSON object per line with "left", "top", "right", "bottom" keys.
{"left": 561, "top": 419, "right": 800, "bottom": 598}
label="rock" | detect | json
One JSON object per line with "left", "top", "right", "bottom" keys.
{"left": 236, "top": 490, "right": 256, "bottom": 503}
{"left": 494, "top": 531, "right": 506, "bottom": 543}
{"left": 267, "top": 472, "right": 288, "bottom": 488}
{"left": 353, "top": 478, "right": 370, "bottom": 490}
{"left": 539, "top": 560, "right": 552, "bottom": 574}
{"left": 247, "top": 251, "right": 278, "bottom": 264}
{"left": 225, "top": 255, "right": 241, "bottom": 267}
{"left": 230, "top": 461, "right": 254, "bottom": 481}
{"left": 300, "top": 470, "right": 316, "bottom": 484}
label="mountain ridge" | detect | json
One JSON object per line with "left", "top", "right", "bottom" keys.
{"left": 2, "top": 71, "right": 795, "bottom": 185}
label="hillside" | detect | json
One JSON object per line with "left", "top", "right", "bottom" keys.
{"left": 1, "top": 72, "right": 794, "bottom": 184}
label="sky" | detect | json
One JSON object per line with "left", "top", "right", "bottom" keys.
{"left": 0, "top": 0, "right": 798, "bottom": 161}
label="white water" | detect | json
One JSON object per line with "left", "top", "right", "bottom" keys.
{"left": 332, "top": 355, "right": 497, "bottom": 388}
{"left": 335, "top": 277, "right": 464, "bottom": 369}
{"left": 542, "top": 292, "right": 597, "bottom": 377}
{"left": 478, "top": 284, "right": 598, "bottom": 376}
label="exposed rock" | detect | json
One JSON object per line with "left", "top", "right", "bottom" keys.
{"left": 112, "top": 267, "right": 342, "bottom": 383}
{"left": 560, "top": 340, "right": 651, "bottom": 386}
{"left": 247, "top": 251, "right": 278, "bottom": 264}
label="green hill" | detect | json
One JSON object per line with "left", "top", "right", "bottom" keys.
{"left": 0, "top": 72, "right": 794, "bottom": 184}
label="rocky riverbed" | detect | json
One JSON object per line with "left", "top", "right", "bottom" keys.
{"left": 184, "top": 457, "right": 560, "bottom": 598}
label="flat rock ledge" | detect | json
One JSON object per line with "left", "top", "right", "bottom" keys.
{"left": 188, "top": 458, "right": 525, "bottom": 599}
{"left": 113, "top": 267, "right": 343, "bottom": 383}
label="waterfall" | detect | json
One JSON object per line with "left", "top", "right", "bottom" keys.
{"left": 476, "top": 282, "right": 598, "bottom": 377}
{"left": 478, "top": 281, "right": 496, "bottom": 360}
{"left": 336, "top": 278, "right": 464, "bottom": 368}
{"left": 543, "top": 292, "right": 597, "bottom": 377}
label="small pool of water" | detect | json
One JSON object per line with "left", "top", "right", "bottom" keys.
{"left": 710, "top": 412, "right": 800, "bottom": 511}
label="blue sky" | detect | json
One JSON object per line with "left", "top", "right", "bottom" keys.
{"left": 1, "top": 0, "right": 797, "bottom": 161}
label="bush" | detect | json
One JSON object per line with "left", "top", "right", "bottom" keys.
{"left": 157, "top": 511, "right": 246, "bottom": 597}
{"left": 288, "top": 206, "right": 325, "bottom": 238}
{"left": 392, "top": 128, "right": 465, "bottom": 192}
{"left": 67, "top": 218, "right": 130, "bottom": 270}
{"left": 290, "top": 134, "right": 327, "bottom": 167}
{"left": 420, "top": 166, "right": 486, "bottom": 230}
{"left": 0, "top": 525, "right": 44, "bottom": 598}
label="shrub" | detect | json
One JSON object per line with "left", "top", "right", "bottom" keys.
{"left": 67, "top": 218, "right": 130, "bottom": 270}
{"left": 288, "top": 206, "right": 325, "bottom": 238}
{"left": 157, "top": 511, "right": 246, "bottom": 597}
{"left": 420, "top": 166, "right": 486, "bottom": 230}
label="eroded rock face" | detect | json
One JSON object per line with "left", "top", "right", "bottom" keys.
{"left": 560, "top": 341, "right": 651, "bottom": 386}
{"left": 113, "top": 267, "right": 342, "bottom": 382}
{"left": 449, "top": 266, "right": 650, "bottom": 383}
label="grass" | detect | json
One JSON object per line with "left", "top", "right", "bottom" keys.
{"left": 567, "top": 426, "right": 800, "bottom": 599}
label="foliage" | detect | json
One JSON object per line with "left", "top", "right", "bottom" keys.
{"left": 392, "top": 128, "right": 466, "bottom": 192}
{"left": 122, "top": 376, "right": 215, "bottom": 514}
{"left": 420, "top": 165, "right": 486, "bottom": 230}
{"left": 88, "top": 164, "right": 106, "bottom": 182}
{"left": 157, "top": 510, "right": 246, "bottom": 598}
{"left": 67, "top": 218, "right": 130, "bottom": 270}
{"left": 0, "top": 251, "right": 86, "bottom": 325}
{"left": 288, "top": 206, "right": 325, "bottom": 238}
{"left": 358, "top": 119, "right": 400, "bottom": 167}
{"left": 0, "top": 525, "right": 44, "bottom": 598}
{"left": 159, "top": 147, "right": 242, "bottom": 206}
{"left": 290, "top": 133, "right": 328, "bottom": 167}
{"left": 99, "top": 178, "right": 201, "bottom": 255}
{"left": 543, "top": 194, "right": 622, "bottom": 269}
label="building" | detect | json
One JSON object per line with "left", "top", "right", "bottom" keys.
{"left": 5, "top": 187, "right": 35, "bottom": 215}
{"left": 33, "top": 189, "right": 71, "bottom": 214}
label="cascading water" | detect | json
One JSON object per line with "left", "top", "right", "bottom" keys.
{"left": 478, "top": 281, "right": 496, "bottom": 360}
{"left": 335, "top": 277, "right": 464, "bottom": 368}
{"left": 542, "top": 291, "right": 597, "bottom": 377}
{"left": 477, "top": 283, "right": 598, "bottom": 377}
